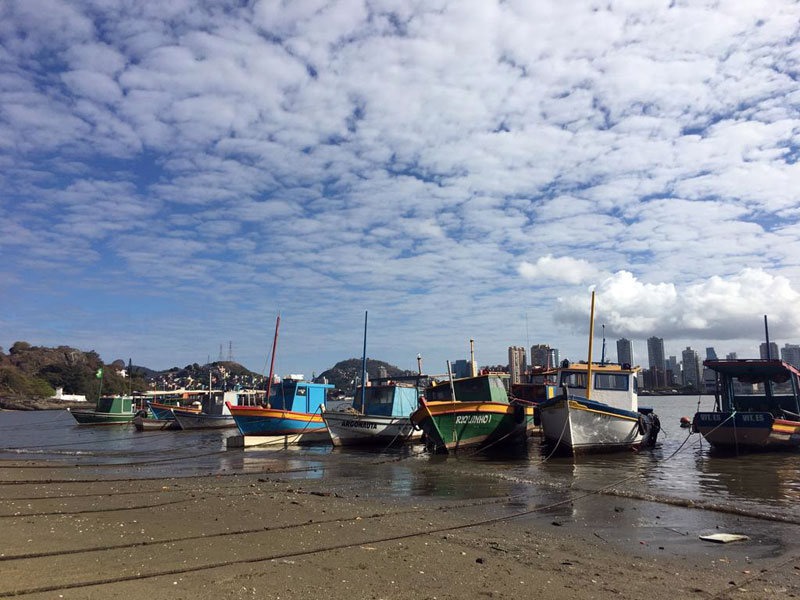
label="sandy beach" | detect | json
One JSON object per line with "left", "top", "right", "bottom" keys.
{"left": 1, "top": 451, "right": 798, "bottom": 600}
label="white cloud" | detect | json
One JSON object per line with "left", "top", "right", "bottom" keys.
{"left": 556, "top": 269, "right": 800, "bottom": 341}
{"left": 519, "top": 255, "right": 602, "bottom": 285}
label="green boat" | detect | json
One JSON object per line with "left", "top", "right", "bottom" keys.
{"left": 410, "top": 373, "right": 536, "bottom": 452}
{"left": 70, "top": 395, "right": 142, "bottom": 425}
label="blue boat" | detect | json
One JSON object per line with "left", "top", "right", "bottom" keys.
{"left": 227, "top": 379, "right": 335, "bottom": 436}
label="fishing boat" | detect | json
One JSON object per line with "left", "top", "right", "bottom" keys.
{"left": 693, "top": 359, "right": 800, "bottom": 451}
{"left": 538, "top": 292, "right": 660, "bottom": 454}
{"left": 133, "top": 415, "right": 180, "bottom": 431}
{"left": 173, "top": 389, "right": 263, "bottom": 430}
{"left": 538, "top": 362, "right": 659, "bottom": 453}
{"left": 146, "top": 390, "right": 206, "bottom": 421}
{"left": 227, "top": 378, "right": 334, "bottom": 438}
{"left": 323, "top": 383, "right": 422, "bottom": 446}
{"left": 410, "top": 370, "right": 536, "bottom": 452}
{"left": 71, "top": 395, "right": 141, "bottom": 425}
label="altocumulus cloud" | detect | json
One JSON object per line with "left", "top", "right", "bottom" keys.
{"left": 2, "top": 0, "right": 800, "bottom": 371}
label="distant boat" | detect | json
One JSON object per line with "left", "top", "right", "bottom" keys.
{"left": 693, "top": 359, "right": 800, "bottom": 451}
{"left": 146, "top": 390, "right": 206, "bottom": 420}
{"left": 173, "top": 390, "right": 263, "bottom": 430}
{"left": 71, "top": 395, "right": 141, "bottom": 425}
{"left": 323, "top": 383, "right": 422, "bottom": 446}
{"left": 410, "top": 373, "right": 534, "bottom": 452}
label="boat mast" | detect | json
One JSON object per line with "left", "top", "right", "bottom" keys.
{"left": 600, "top": 325, "right": 606, "bottom": 365}
{"left": 764, "top": 314, "right": 773, "bottom": 400}
{"left": 265, "top": 314, "right": 280, "bottom": 408}
{"left": 446, "top": 360, "right": 457, "bottom": 403}
{"left": 360, "top": 311, "right": 368, "bottom": 413}
{"left": 586, "top": 291, "right": 596, "bottom": 401}
{"left": 469, "top": 339, "right": 476, "bottom": 377}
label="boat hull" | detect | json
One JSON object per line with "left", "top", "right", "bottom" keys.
{"left": 322, "top": 411, "right": 421, "bottom": 446}
{"left": 229, "top": 406, "right": 327, "bottom": 437}
{"left": 148, "top": 402, "right": 202, "bottom": 421}
{"left": 173, "top": 410, "right": 236, "bottom": 430}
{"left": 133, "top": 416, "right": 179, "bottom": 431}
{"left": 410, "top": 401, "right": 529, "bottom": 452}
{"left": 540, "top": 396, "right": 656, "bottom": 454}
{"left": 71, "top": 411, "right": 135, "bottom": 425}
{"left": 693, "top": 412, "right": 800, "bottom": 450}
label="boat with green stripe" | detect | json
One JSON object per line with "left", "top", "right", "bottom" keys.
{"left": 411, "top": 373, "right": 534, "bottom": 452}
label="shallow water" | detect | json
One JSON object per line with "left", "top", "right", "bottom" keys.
{"left": 0, "top": 396, "right": 798, "bottom": 526}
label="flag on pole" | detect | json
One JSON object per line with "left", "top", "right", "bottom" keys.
{"left": 95, "top": 368, "right": 103, "bottom": 379}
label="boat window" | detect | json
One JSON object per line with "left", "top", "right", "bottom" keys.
{"left": 560, "top": 372, "right": 587, "bottom": 389}
{"left": 366, "top": 387, "right": 394, "bottom": 404}
{"left": 296, "top": 386, "right": 307, "bottom": 396}
{"left": 595, "top": 373, "right": 629, "bottom": 391}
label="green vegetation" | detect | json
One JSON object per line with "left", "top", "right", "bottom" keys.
{"left": 0, "top": 342, "right": 147, "bottom": 399}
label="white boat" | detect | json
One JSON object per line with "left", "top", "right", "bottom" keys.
{"left": 323, "top": 383, "right": 422, "bottom": 447}
{"left": 539, "top": 362, "right": 659, "bottom": 453}
{"left": 173, "top": 389, "right": 263, "bottom": 430}
{"left": 538, "top": 292, "right": 660, "bottom": 454}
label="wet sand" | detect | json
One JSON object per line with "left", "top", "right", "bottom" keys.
{"left": 1, "top": 458, "right": 798, "bottom": 600}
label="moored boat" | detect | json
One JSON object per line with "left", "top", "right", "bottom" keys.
{"left": 71, "top": 395, "right": 141, "bottom": 425}
{"left": 538, "top": 291, "right": 660, "bottom": 454}
{"left": 323, "top": 383, "right": 422, "bottom": 446}
{"left": 410, "top": 373, "right": 532, "bottom": 452}
{"left": 227, "top": 378, "right": 334, "bottom": 438}
{"left": 538, "top": 362, "right": 659, "bottom": 454}
{"left": 693, "top": 359, "right": 800, "bottom": 451}
{"left": 133, "top": 415, "right": 180, "bottom": 431}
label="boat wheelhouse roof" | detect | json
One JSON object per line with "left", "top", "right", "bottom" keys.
{"left": 704, "top": 359, "right": 800, "bottom": 380}
{"left": 559, "top": 362, "right": 641, "bottom": 374}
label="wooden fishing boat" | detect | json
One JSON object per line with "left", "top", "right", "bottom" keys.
{"left": 410, "top": 373, "right": 535, "bottom": 452}
{"left": 538, "top": 362, "right": 659, "bottom": 453}
{"left": 71, "top": 395, "right": 140, "bottom": 425}
{"left": 172, "top": 389, "right": 263, "bottom": 430}
{"left": 693, "top": 359, "right": 800, "bottom": 451}
{"left": 227, "top": 379, "right": 334, "bottom": 437}
{"left": 323, "top": 383, "right": 422, "bottom": 446}
{"left": 133, "top": 415, "right": 180, "bottom": 431}
{"left": 538, "top": 292, "right": 660, "bottom": 454}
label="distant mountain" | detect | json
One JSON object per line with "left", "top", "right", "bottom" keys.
{"left": 315, "top": 358, "right": 416, "bottom": 393}
{"left": 0, "top": 342, "right": 265, "bottom": 400}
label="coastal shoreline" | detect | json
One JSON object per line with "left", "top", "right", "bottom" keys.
{"left": 1, "top": 456, "right": 797, "bottom": 599}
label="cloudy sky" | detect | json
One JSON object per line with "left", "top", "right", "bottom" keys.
{"left": 2, "top": 0, "right": 800, "bottom": 376}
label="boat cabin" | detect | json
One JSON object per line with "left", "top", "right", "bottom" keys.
{"left": 557, "top": 363, "right": 639, "bottom": 412}
{"left": 95, "top": 395, "right": 135, "bottom": 414}
{"left": 425, "top": 374, "right": 509, "bottom": 404}
{"left": 268, "top": 380, "right": 335, "bottom": 413}
{"left": 353, "top": 384, "right": 420, "bottom": 417}
{"left": 706, "top": 359, "right": 800, "bottom": 419}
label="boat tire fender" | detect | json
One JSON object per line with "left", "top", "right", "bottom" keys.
{"left": 135, "top": 409, "right": 148, "bottom": 419}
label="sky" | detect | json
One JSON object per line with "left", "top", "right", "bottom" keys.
{"left": 2, "top": 0, "right": 800, "bottom": 378}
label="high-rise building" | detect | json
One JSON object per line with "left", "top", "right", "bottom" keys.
{"left": 726, "top": 352, "right": 737, "bottom": 360}
{"left": 647, "top": 336, "right": 666, "bottom": 388}
{"left": 781, "top": 343, "right": 800, "bottom": 368}
{"left": 760, "top": 342, "right": 778, "bottom": 360}
{"left": 705, "top": 347, "right": 718, "bottom": 361}
{"left": 508, "top": 346, "right": 527, "bottom": 384}
{"left": 452, "top": 359, "right": 472, "bottom": 379}
{"left": 549, "top": 348, "right": 560, "bottom": 369}
{"left": 665, "top": 355, "right": 679, "bottom": 386}
{"left": 682, "top": 346, "right": 701, "bottom": 389}
{"left": 616, "top": 338, "right": 633, "bottom": 366}
{"left": 530, "top": 344, "right": 551, "bottom": 368}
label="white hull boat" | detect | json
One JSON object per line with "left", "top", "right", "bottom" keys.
{"left": 323, "top": 411, "right": 421, "bottom": 446}
{"left": 173, "top": 409, "right": 237, "bottom": 430}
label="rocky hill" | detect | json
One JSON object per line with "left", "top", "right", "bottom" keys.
{"left": 0, "top": 342, "right": 265, "bottom": 406}
{"left": 315, "top": 358, "right": 416, "bottom": 393}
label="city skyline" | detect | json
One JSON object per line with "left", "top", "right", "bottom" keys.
{"left": 4, "top": 2, "right": 800, "bottom": 377}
